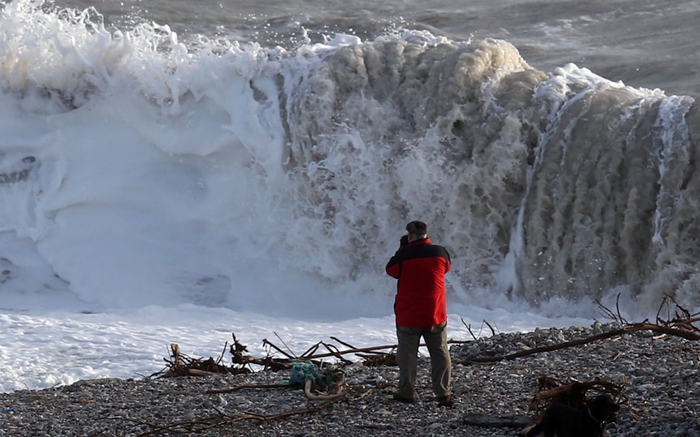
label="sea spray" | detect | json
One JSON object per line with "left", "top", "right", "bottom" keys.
{"left": 0, "top": 0, "right": 698, "bottom": 318}
{"left": 281, "top": 37, "right": 699, "bottom": 311}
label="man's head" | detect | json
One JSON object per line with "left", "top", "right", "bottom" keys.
{"left": 406, "top": 220, "right": 428, "bottom": 241}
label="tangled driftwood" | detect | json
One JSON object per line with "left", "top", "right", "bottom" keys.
{"left": 152, "top": 297, "right": 698, "bottom": 382}
{"left": 156, "top": 343, "right": 252, "bottom": 377}
{"left": 527, "top": 377, "right": 625, "bottom": 415}
{"left": 458, "top": 295, "right": 700, "bottom": 365}
{"left": 138, "top": 297, "right": 698, "bottom": 436}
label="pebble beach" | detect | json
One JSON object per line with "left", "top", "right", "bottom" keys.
{"left": 1, "top": 323, "right": 698, "bottom": 436}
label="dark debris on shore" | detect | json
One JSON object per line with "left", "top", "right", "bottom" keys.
{"left": 1, "top": 302, "right": 699, "bottom": 437}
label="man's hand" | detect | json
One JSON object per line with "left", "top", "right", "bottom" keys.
{"left": 400, "top": 235, "right": 409, "bottom": 247}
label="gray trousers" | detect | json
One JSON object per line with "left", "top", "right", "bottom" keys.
{"left": 395, "top": 322, "right": 452, "bottom": 399}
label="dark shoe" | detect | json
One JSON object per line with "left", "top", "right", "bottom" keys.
{"left": 437, "top": 395, "right": 454, "bottom": 407}
{"left": 392, "top": 393, "right": 415, "bottom": 404}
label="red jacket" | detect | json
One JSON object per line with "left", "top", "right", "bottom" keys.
{"left": 385, "top": 238, "right": 451, "bottom": 327}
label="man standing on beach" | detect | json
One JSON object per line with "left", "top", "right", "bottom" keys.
{"left": 385, "top": 220, "right": 453, "bottom": 407}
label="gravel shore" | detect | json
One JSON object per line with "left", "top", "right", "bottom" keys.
{"left": 1, "top": 323, "right": 699, "bottom": 436}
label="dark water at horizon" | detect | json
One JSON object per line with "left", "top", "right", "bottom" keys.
{"left": 50, "top": 0, "right": 700, "bottom": 97}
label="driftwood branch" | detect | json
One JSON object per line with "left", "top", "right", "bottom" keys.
{"left": 262, "top": 337, "right": 295, "bottom": 360}
{"left": 459, "top": 296, "right": 699, "bottom": 365}
{"left": 463, "top": 414, "right": 532, "bottom": 428}
{"left": 458, "top": 321, "right": 700, "bottom": 365}
{"left": 205, "top": 383, "right": 286, "bottom": 394}
{"left": 330, "top": 336, "right": 359, "bottom": 350}
{"left": 461, "top": 318, "right": 497, "bottom": 340}
{"left": 133, "top": 396, "right": 344, "bottom": 436}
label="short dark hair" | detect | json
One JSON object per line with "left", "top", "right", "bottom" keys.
{"left": 406, "top": 220, "right": 428, "bottom": 237}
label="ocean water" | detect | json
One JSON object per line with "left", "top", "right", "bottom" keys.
{"left": 0, "top": 0, "right": 698, "bottom": 391}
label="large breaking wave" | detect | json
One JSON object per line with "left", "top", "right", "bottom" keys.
{"left": 1, "top": 0, "right": 697, "bottom": 316}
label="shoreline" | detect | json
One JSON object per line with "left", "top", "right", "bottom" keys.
{"left": 1, "top": 323, "right": 698, "bottom": 436}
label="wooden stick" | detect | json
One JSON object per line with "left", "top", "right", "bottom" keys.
{"left": 460, "top": 323, "right": 700, "bottom": 364}
{"left": 261, "top": 338, "right": 295, "bottom": 359}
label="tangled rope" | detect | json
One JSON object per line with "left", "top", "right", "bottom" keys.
{"left": 281, "top": 361, "right": 346, "bottom": 400}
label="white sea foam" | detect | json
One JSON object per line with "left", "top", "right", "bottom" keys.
{"left": 0, "top": 0, "right": 697, "bottom": 393}
{"left": 0, "top": 304, "right": 593, "bottom": 393}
